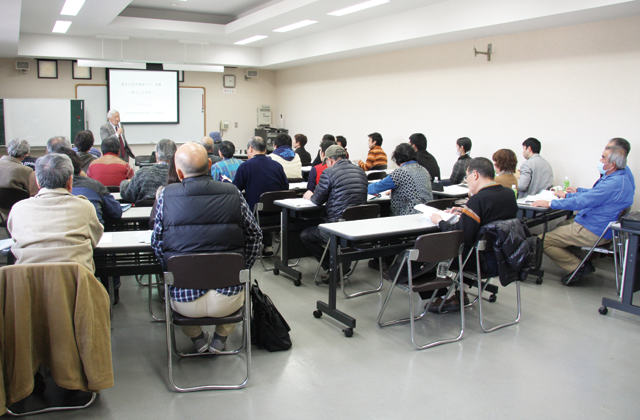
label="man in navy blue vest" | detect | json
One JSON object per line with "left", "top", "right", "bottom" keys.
{"left": 151, "top": 143, "right": 262, "bottom": 354}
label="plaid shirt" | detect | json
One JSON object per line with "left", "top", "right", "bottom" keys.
{"left": 151, "top": 187, "right": 262, "bottom": 302}
{"left": 211, "top": 157, "right": 243, "bottom": 182}
{"left": 449, "top": 154, "right": 471, "bottom": 185}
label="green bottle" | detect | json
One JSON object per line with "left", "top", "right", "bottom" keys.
{"left": 563, "top": 177, "right": 570, "bottom": 190}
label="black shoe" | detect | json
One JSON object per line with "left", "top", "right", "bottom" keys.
{"left": 113, "top": 288, "right": 120, "bottom": 305}
{"left": 320, "top": 267, "right": 352, "bottom": 284}
{"left": 561, "top": 261, "right": 595, "bottom": 285}
{"left": 368, "top": 259, "right": 388, "bottom": 272}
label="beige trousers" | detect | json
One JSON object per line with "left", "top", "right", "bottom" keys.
{"left": 172, "top": 289, "right": 245, "bottom": 338}
{"left": 541, "top": 222, "right": 609, "bottom": 274}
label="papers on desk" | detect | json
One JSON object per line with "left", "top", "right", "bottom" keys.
{"left": 443, "top": 184, "right": 469, "bottom": 195}
{"left": 121, "top": 203, "right": 132, "bottom": 212}
{"left": 98, "top": 233, "right": 113, "bottom": 245}
{"left": 0, "top": 238, "right": 14, "bottom": 252}
{"left": 136, "top": 231, "right": 152, "bottom": 244}
{"left": 414, "top": 204, "right": 459, "bottom": 223}
{"left": 517, "top": 190, "right": 558, "bottom": 204}
{"left": 277, "top": 198, "right": 317, "bottom": 208}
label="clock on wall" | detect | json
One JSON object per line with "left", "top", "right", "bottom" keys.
{"left": 223, "top": 74, "right": 236, "bottom": 88}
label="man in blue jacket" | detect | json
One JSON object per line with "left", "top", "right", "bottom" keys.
{"left": 533, "top": 144, "right": 634, "bottom": 284}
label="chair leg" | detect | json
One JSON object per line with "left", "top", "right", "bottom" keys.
{"left": 5, "top": 393, "right": 97, "bottom": 417}
{"left": 149, "top": 273, "right": 166, "bottom": 322}
{"left": 564, "top": 222, "right": 613, "bottom": 285}
{"left": 477, "top": 276, "right": 521, "bottom": 333}
{"left": 136, "top": 274, "right": 150, "bottom": 286}
{"left": 313, "top": 242, "right": 331, "bottom": 285}
{"left": 341, "top": 258, "right": 383, "bottom": 299}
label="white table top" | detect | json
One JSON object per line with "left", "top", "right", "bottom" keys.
{"left": 275, "top": 194, "right": 390, "bottom": 211}
{"left": 432, "top": 184, "right": 470, "bottom": 198}
{"left": 288, "top": 182, "right": 307, "bottom": 190}
{"left": 97, "top": 230, "right": 152, "bottom": 250}
{"left": 319, "top": 213, "right": 437, "bottom": 242}
{"left": 112, "top": 192, "right": 121, "bottom": 201}
{"left": 121, "top": 206, "right": 152, "bottom": 219}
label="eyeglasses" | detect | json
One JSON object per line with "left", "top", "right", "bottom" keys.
{"left": 463, "top": 170, "right": 475, "bottom": 181}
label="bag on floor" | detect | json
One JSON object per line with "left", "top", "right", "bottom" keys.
{"left": 251, "top": 280, "right": 292, "bottom": 352}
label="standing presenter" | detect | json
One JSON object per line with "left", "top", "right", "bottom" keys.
{"left": 101, "top": 109, "right": 135, "bottom": 162}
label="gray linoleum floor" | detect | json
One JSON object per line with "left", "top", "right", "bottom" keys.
{"left": 8, "top": 251, "right": 640, "bottom": 419}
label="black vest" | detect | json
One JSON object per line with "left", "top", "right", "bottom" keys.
{"left": 161, "top": 175, "right": 245, "bottom": 268}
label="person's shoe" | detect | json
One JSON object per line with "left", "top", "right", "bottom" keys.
{"left": 262, "top": 246, "right": 274, "bottom": 257}
{"left": 192, "top": 331, "right": 212, "bottom": 353}
{"left": 113, "top": 288, "right": 120, "bottom": 306}
{"left": 209, "top": 333, "right": 227, "bottom": 354}
{"left": 320, "top": 267, "right": 352, "bottom": 284}
{"left": 561, "top": 261, "right": 596, "bottom": 285}
{"left": 428, "top": 294, "right": 463, "bottom": 313}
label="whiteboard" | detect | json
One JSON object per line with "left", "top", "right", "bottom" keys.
{"left": 3, "top": 99, "right": 72, "bottom": 147}
{"left": 77, "top": 85, "right": 205, "bottom": 145}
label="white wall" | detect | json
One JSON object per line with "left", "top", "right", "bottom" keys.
{"left": 275, "top": 15, "right": 640, "bottom": 209}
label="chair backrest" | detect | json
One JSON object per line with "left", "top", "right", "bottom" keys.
{"left": 367, "top": 172, "right": 387, "bottom": 181}
{"left": 287, "top": 178, "right": 305, "bottom": 183}
{"left": 370, "top": 165, "right": 387, "bottom": 170}
{"left": 106, "top": 186, "right": 120, "bottom": 193}
{"left": 135, "top": 155, "right": 152, "bottom": 165}
{"left": 618, "top": 207, "right": 632, "bottom": 221}
{"left": 167, "top": 253, "right": 245, "bottom": 290}
{"left": 412, "top": 230, "right": 465, "bottom": 263}
{"left": 0, "top": 187, "right": 30, "bottom": 211}
{"left": 342, "top": 203, "right": 380, "bottom": 222}
{"left": 256, "top": 190, "right": 297, "bottom": 213}
{"left": 426, "top": 198, "right": 455, "bottom": 211}
{"left": 134, "top": 199, "right": 155, "bottom": 207}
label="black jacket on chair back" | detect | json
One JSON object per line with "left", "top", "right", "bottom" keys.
{"left": 161, "top": 175, "right": 245, "bottom": 268}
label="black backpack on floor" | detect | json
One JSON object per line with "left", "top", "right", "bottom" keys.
{"left": 250, "top": 280, "right": 292, "bottom": 352}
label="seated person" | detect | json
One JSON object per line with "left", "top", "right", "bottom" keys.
{"left": 301, "top": 145, "right": 368, "bottom": 282}
{"left": 306, "top": 139, "right": 335, "bottom": 193}
{"left": 269, "top": 133, "right": 303, "bottom": 180}
{"left": 232, "top": 136, "right": 288, "bottom": 256}
{"left": 311, "top": 134, "right": 335, "bottom": 166}
{"left": 430, "top": 157, "right": 518, "bottom": 310}
{"left": 442, "top": 137, "right": 472, "bottom": 185}
{"left": 211, "top": 141, "right": 243, "bottom": 182}
{"left": 294, "top": 134, "right": 312, "bottom": 167}
{"left": 73, "top": 130, "right": 98, "bottom": 172}
{"left": 200, "top": 135, "right": 222, "bottom": 165}
{"left": 533, "top": 144, "right": 634, "bottom": 284}
{"left": 368, "top": 143, "right": 433, "bottom": 216}
{"left": 518, "top": 137, "right": 553, "bottom": 198}
{"left": 120, "top": 139, "right": 176, "bottom": 203}
{"left": 47, "top": 136, "right": 72, "bottom": 154}
{"left": 492, "top": 148, "right": 519, "bottom": 190}
{"left": 409, "top": 133, "right": 440, "bottom": 181}
{"left": 7, "top": 153, "right": 104, "bottom": 274}
{"left": 0, "top": 139, "right": 37, "bottom": 214}
{"left": 87, "top": 138, "right": 135, "bottom": 187}
{"left": 151, "top": 143, "right": 262, "bottom": 353}
{"left": 357, "top": 132, "right": 387, "bottom": 171}
{"left": 209, "top": 131, "right": 223, "bottom": 157}
{"left": 336, "top": 136, "right": 349, "bottom": 159}
{"left": 19, "top": 141, "right": 38, "bottom": 171}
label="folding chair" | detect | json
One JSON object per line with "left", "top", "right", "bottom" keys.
{"left": 377, "top": 230, "right": 465, "bottom": 349}
{"left": 253, "top": 190, "right": 298, "bottom": 271}
{"left": 370, "top": 165, "right": 388, "bottom": 170}
{"left": 426, "top": 198, "right": 455, "bottom": 211}
{"left": 367, "top": 171, "right": 387, "bottom": 181}
{"left": 462, "top": 219, "right": 524, "bottom": 332}
{"left": 106, "top": 186, "right": 119, "bottom": 193}
{"left": 165, "top": 253, "right": 251, "bottom": 392}
{"left": 564, "top": 207, "right": 631, "bottom": 287}
{"left": 313, "top": 204, "right": 383, "bottom": 298}
{"left": 0, "top": 187, "right": 30, "bottom": 236}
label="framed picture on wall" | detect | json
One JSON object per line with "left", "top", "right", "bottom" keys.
{"left": 37, "top": 59, "right": 58, "bottom": 79}
{"left": 72, "top": 61, "right": 92, "bottom": 79}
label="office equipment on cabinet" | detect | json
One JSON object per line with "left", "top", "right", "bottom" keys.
{"left": 254, "top": 127, "right": 288, "bottom": 154}
{"left": 258, "top": 105, "right": 271, "bottom": 126}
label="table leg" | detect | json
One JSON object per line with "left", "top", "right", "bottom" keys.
{"left": 315, "top": 234, "right": 356, "bottom": 336}
{"left": 602, "top": 234, "right": 640, "bottom": 315}
{"left": 274, "top": 207, "right": 302, "bottom": 285}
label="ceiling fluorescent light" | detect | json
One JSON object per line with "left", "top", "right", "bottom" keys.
{"left": 164, "top": 64, "right": 224, "bottom": 73}
{"left": 60, "top": 0, "right": 86, "bottom": 16}
{"left": 52, "top": 21, "right": 72, "bottom": 33}
{"left": 234, "top": 35, "right": 268, "bottom": 45}
{"left": 328, "top": 0, "right": 390, "bottom": 16}
{"left": 273, "top": 20, "right": 318, "bottom": 33}
{"left": 77, "top": 59, "right": 146, "bottom": 69}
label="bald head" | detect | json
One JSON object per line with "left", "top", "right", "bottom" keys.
{"left": 175, "top": 143, "right": 211, "bottom": 180}
{"left": 200, "top": 136, "right": 214, "bottom": 153}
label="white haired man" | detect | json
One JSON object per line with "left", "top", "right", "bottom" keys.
{"left": 100, "top": 109, "right": 135, "bottom": 162}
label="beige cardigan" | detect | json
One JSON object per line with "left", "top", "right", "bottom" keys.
{"left": 0, "top": 263, "right": 113, "bottom": 414}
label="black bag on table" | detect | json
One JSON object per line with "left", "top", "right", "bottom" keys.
{"left": 251, "top": 280, "right": 292, "bottom": 352}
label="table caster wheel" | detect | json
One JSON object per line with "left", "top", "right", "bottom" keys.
{"left": 599, "top": 306, "right": 608, "bottom": 315}
{"left": 536, "top": 277, "right": 543, "bottom": 285}
{"left": 294, "top": 279, "right": 301, "bottom": 287}
{"left": 313, "top": 310, "right": 322, "bottom": 318}
{"left": 273, "top": 268, "right": 279, "bottom": 275}
{"left": 489, "top": 294, "right": 497, "bottom": 303}
{"left": 343, "top": 328, "right": 353, "bottom": 337}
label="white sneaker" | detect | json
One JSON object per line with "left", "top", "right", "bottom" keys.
{"left": 262, "top": 246, "right": 274, "bottom": 257}
{"left": 209, "top": 334, "right": 227, "bottom": 354}
{"left": 193, "top": 331, "right": 212, "bottom": 353}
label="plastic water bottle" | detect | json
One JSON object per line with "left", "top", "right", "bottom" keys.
{"left": 437, "top": 258, "right": 453, "bottom": 278}
{"left": 563, "top": 177, "right": 570, "bottom": 191}
{"left": 511, "top": 184, "right": 518, "bottom": 198}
